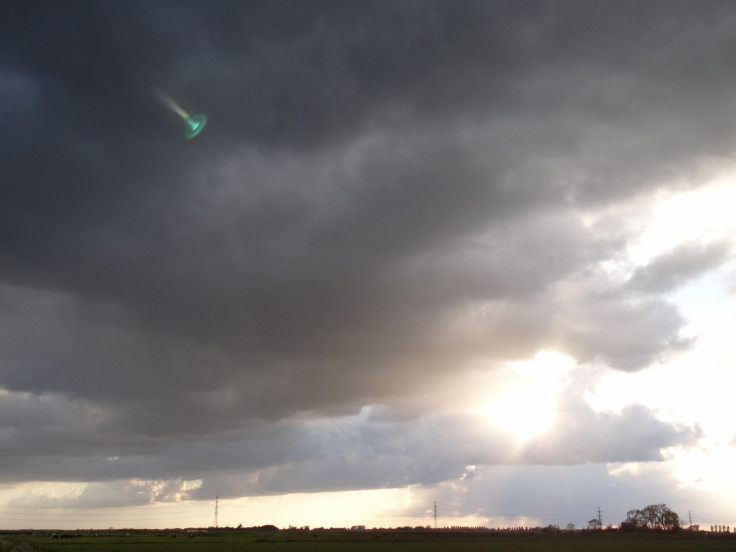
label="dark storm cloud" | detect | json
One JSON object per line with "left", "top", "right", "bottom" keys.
{"left": 0, "top": 0, "right": 733, "bottom": 498}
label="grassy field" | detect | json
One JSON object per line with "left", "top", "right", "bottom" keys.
{"left": 2, "top": 530, "right": 735, "bottom": 552}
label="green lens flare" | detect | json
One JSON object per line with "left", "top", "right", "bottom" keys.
{"left": 184, "top": 113, "right": 207, "bottom": 139}
{"left": 154, "top": 89, "right": 208, "bottom": 139}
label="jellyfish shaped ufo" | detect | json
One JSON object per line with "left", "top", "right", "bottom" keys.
{"left": 154, "top": 89, "right": 208, "bottom": 139}
{"left": 183, "top": 113, "right": 207, "bottom": 139}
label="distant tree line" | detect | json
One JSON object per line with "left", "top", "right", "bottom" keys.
{"left": 227, "top": 503, "right": 732, "bottom": 534}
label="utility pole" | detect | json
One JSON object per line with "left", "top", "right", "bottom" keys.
{"left": 597, "top": 507, "right": 602, "bottom": 527}
{"left": 689, "top": 510, "right": 692, "bottom": 528}
{"left": 434, "top": 501, "right": 437, "bottom": 529}
{"left": 215, "top": 496, "right": 219, "bottom": 529}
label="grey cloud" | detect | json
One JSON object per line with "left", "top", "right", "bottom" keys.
{"left": 8, "top": 479, "right": 204, "bottom": 511}
{"left": 3, "top": 368, "right": 698, "bottom": 496}
{"left": 628, "top": 242, "right": 731, "bottom": 293}
{"left": 522, "top": 403, "right": 701, "bottom": 465}
{"left": 558, "top": 296, "right": 693, "bottom": 370}
{"left": 3, "top": 341, "right": 698, "bottom": 480}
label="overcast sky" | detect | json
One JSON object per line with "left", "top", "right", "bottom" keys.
{"left": 2, "top": 0, "right": 736, "bottom": 530}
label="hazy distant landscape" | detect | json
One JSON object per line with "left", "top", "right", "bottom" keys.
{"left": 3, "top": 528, "right": 736, "bottom": 552}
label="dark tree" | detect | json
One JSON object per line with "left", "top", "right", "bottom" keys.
{"left": 620, "top": 504, "right": 680, "bottom": 532}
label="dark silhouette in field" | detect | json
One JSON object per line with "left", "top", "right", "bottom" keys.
{"left": 620, "top": 504, "right": 680, "bottom": 532}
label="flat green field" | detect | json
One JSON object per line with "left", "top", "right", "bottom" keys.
{"left": 2, "top": 530, "right": 735, "bottom": 552}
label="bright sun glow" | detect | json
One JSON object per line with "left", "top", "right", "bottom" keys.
{"left": 627, "top": 175, "right": 736, "bottom": 266}
{"left": 482, "top": 387, "right": 555, "bottom": 440}
{"left": 480, "top": 351, "right": 574, "bottom": 440}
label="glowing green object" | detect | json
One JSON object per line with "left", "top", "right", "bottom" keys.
{"left": 184, "top": 113, "right": 207, "bottom": 139}
{"left": 154, "top": 89, "right": 208, "bottom": 139}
